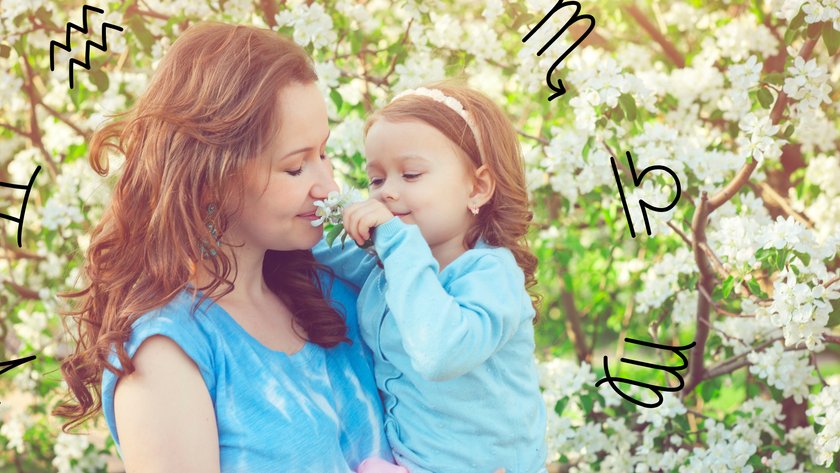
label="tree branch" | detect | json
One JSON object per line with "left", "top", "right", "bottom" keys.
{"left": 623, "top": 5, "right": 685, "bottom": 68}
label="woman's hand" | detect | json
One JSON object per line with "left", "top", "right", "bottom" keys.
{"left": 343, "top": 199, "right": 395, "bottom": 246}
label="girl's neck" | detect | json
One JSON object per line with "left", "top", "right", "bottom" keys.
{"left": 430, "top": 233, "right": 471, "bottom": 272}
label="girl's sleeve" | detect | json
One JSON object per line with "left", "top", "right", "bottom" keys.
{"left": 372, "top": 217, "right": 531, "bottom": 382}
{"left": 311, "top": 235, "right": 379, "bottom": 290}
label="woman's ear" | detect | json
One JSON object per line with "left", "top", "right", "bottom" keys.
{"left": 469, "top": 164, "right": 495, "bottom": 207}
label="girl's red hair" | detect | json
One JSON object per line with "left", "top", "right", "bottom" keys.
{"left": 364, "top": 80, "right": 542, "bottom": 321}
{"left": 54, "top": 22, "right": 349, "bottom": 432}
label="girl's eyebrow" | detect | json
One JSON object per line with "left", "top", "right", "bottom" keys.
{"left": 366, "top": 154, "right": 430, "bottom": 171}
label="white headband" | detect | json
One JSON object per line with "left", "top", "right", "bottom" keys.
{"left": 390, "top": 87, "right": 484, "bottom": 163}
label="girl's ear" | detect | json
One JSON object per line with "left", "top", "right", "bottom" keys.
{"left": 469, "top": 164, "right": 496, "bottom": 207}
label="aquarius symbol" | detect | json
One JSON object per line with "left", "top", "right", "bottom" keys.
{"left": 49, "top": 4, "right": 124, "bottom": 89}
{"left": 521, "top": 1, "right": 595, "bottom": 101}
{"left": 610, "top": 151, "right": 681, "bottom": 238}
{"left": 595, "top": 338, "right": 696, "bottom": 408}
{"left": 1, "top": 165, "right": 40, "bottom": 247}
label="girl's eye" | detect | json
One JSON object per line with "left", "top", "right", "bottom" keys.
{"left": 403, "top": 173, "right": 421, "bottom": 180}
{"left": 368, "top": 178, "right": 383, "bottom": 187}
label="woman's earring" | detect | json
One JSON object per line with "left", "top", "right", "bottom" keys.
{"left": 200, "top": 203, "right": 222, "bottom": 258}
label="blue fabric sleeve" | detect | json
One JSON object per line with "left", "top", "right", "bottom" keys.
{"left": 312, "top": 235, "right": 379, "bottom": 290}
{"left": 101, "top": 303, "right": 216, "bottom": 450}
{"left": 372, "top": 217, "right": 528, "bottom": 382}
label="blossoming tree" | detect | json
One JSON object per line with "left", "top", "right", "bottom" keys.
{"left": 0, "top": 0, "right": 838, "bottom": 471}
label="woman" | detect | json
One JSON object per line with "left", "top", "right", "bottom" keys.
{"left": 54, "top": 22, "right": 393, "bottom": 472}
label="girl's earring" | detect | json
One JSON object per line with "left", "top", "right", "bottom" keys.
{"left": 469, "top": 204, "right": 480, "bottom": 216}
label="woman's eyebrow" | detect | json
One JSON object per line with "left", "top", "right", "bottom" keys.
{"left": 280, "top": 130, "right": 331, "bottom": 160}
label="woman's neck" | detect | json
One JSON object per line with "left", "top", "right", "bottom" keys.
{"left": 190, "top": 243, "right": 271, "bottom": 305}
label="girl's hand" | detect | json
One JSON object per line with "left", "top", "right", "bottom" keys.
{"left": 343, "top": 199, "right": 395, "bottom": 246}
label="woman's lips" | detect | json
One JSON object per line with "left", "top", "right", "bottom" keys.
{"left": 298, "top": 211, "right": 319, "bottom": 220}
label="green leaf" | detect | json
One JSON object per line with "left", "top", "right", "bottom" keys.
{"left": 746, "top": 278, "right": 767, "bottom": 298}
{"left": 330, "top": 89, "right": 343, "bottom": 110}
{"left": 783, "top": 125, "right": 795, "bottom": 139}
{"left": 611, "top": 105, "right": 625, "bottom": 122}
{"left": 580, "top": 393, "right": 595, "bottom": 413}
{"left": 325, "top": 223, "right": 343, "bottom": 246}
{"left": 89, "top": 68, "right": 110, "bottom": 92}
{"left": 764, "top": 72, "right": 785, "bottom": 85}
{"left": 721, "top": 275, "right": 736, "bottom": 299}
{"left": 823, "top": 23, "right": 840, "bottom": 56}
{"left": 619, "top": 93, "right": 637, "bottom": 121}
{"left": 789, "top": 8, "right": 807, "bottom": 31}
{"left": 512, "top": 13, "right": 535, "bottom": 31}
{"left": 827, "top": 299, "right": 840, "bottom": 327}
{"left": 128, "top": 15, "right": 155, "bottom": 52}
{"left": 793, "top": 250, "right": 811, "bottom": 266}
{"left": 756, "top": 88, "right": 774, "bottom": 109}
{"left": 701, "top": 378, "right": 721, "bottom": 402}
{"left": 554, "top": 397, "right": 569, "bottom": 416}
{"left": 350, "top": 31, "right": 362, "bottom": 54}
{"left": 582, "top": 136, "right": 595, "bottom": 159}
{"left": 785, "top": 25, "right": 799, "bottom": 45}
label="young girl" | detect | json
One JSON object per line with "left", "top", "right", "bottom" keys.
{"left": 314, "top": 82, "right": 548, "bottom": 473}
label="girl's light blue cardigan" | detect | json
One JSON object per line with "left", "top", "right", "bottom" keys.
{"left": 314, "top": 216, "right": 547, "bottom": 473}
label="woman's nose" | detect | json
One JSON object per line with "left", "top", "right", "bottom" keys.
{"left": 312, "top": 159, "right": 339, "bottom": 199}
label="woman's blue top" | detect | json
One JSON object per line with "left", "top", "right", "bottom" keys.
{"left": 101, "top": 270, "right": 393, "bottom": 472}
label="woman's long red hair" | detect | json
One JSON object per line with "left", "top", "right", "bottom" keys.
{"left": 364, "top": 80, "right": 543, "bottom": 321}
{"left": 54, "top": 22, "right": 349, "bottom": 432}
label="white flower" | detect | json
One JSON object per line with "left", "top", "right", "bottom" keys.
{"left": 747, "top": 342, "right": 818, "bottom": 401}
{"left": 274, "top": 3, "right": 337, "bottom": 50}
{"left": 807, "top": 381, "right": 840, "bottom": 467}
{"left": 737, "top": 112, "right": 782, "bottom": 164}
{"left": 311, "top": 186, "right": 364, "bottom": 227}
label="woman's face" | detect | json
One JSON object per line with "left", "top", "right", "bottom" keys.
{"left": 229, "top": 81, "right": 338, "bottom": 252}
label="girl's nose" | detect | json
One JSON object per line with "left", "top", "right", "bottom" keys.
{"left": 382, "top": 187, "right": 399, "bottom": 200}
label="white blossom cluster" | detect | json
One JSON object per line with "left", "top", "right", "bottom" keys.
{"left": 636, "top": 247, "right": 697, "bottom": 313}
{"left": 311, "top": 186, "right": 364, "bottom": 228}
{"left": 806, "top": 377, "right": 840, "bottom": 467}
{"left": 790, "top": 154, "right": 840, "bottom": 242}
{"left": 680, "top": 419, "right": 757, "bottom": 473}
{"left": 51, "top": 432, "right": 107, "bottom": 473}
{"left": 773, "top": 0, "right": 840, "bottom": 30}
{"left": 274, "top": 2, "right": 337, "bottom": 50}
{"left": 747, "top": 342, "right": 818, "bottom": 401}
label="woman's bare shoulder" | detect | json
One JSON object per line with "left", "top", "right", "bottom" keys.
{"left": 114, "top": 335, "right": 221, "bottom": 472}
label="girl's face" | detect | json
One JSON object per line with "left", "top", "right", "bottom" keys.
{"left": 364, "top": 118, "right": 476, "bottom": 253}
{"left": 229, "top": 82, "right": 338, "bottom": 252}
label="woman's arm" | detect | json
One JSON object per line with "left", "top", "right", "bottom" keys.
{"left": 114, "top": 335, "right": 220, "bottom": 473}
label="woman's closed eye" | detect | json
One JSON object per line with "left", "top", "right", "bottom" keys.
{"left": 286, "top": 153, "right": 327, "bottom": 176}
